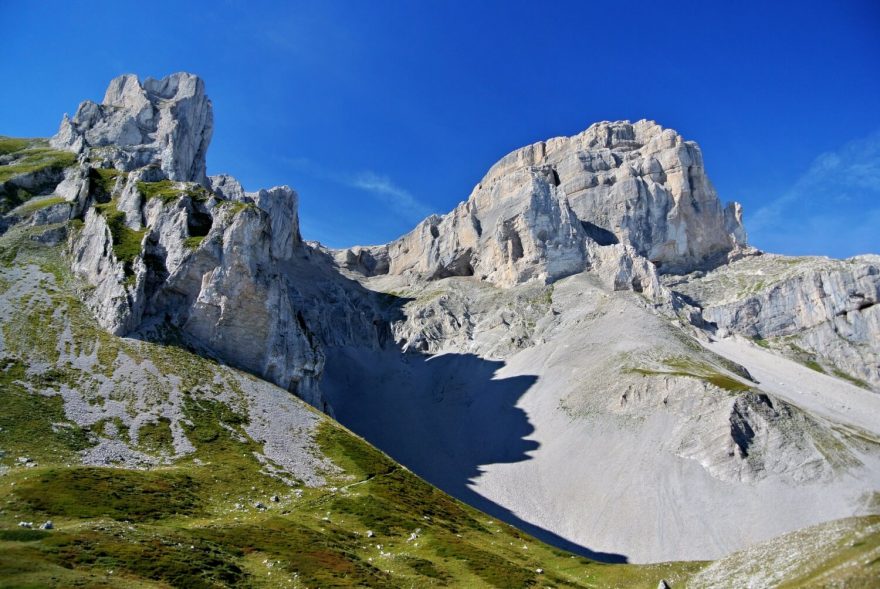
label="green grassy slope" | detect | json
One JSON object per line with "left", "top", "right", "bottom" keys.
{"left": 0, "top": 137, "right": 77, "bottom": 213}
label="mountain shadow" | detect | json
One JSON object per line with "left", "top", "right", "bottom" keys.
{"left": 131, "top": 240, "right": 628, "bottom": 562}
{"left": 321, "top": 346, "right": 629, "bottom": 563}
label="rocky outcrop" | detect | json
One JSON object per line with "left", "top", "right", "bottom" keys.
{"left": 339, "top": 120, "right": 746, "bottom": 287}
{"left": 68, "top": 172, "right": 388, "bottom": 408}
{"left": 671, "top": 254, "right": 880, "bottom": 390}
{"left": 5, "top": 71, "right": 880, "bottom": 565}
{"left": 51, "top": 73, "right": 213, "bottom": 184}
{"left": 384, "top": 163, "right": 589, "bottom": 286}
{"left": 479, "top": 120, "right": 746, "bottom": 272}
{"left": 55, "top": 74, "right": 392, "bottom": 409}
{"left": 149, "top": 201, "right": 325, "bottom": 405}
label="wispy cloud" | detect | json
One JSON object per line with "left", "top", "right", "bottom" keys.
{"left": 348, "top": 171, "right": 433, "bottom": 219}
{"left": 747, "top": 129, "right": 880, "bottom": 257}
{"left": 280, "top": 156, "right": 433, "bottom": 222}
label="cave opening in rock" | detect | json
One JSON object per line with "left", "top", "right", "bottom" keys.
{"left": 580, "top": 220, "right": 619, "bottom": 246}
{"left": 187, "top": 206, "right": 213, "bottom": 238}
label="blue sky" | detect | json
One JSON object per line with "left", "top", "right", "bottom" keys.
{"left": 2, "top": 1, "right": 878, "bottom": 257}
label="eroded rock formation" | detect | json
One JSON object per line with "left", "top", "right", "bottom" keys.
{"left": 51, "top": 73, "right": 213, "bottom": 184}
{"left": 7, "top": 71, "right": 879, "bottom": 563}
{"left": 337, "top": 120, "right": 748, "bottom": 286}
{"left": 53, "top": 74, "right": 385, "bottom": 408}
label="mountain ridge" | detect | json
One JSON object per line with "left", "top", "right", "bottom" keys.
{"left": 1, "top": 72, "right": 878, "bottom": 577}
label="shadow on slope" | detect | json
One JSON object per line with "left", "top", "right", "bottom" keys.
{"left": 322, "top": 346, "right": 629, "bottom": 563}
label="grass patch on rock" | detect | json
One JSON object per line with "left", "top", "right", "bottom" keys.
{"left": 831, "top": 368, "right": 871, "bottom": 390}
{"left": 184, "top": 235, "right": 205, "bottom": 249}
{"left": 15, "top": 195, "right": 66, "bottom": 215}
{"left": 0, "top": 140, "right": 76, "bottom": 185}
{"left": 94, "top": 200, "right": 145, "bottom": 276}
{"left": 89, "top": 166, "right": 121, "bottom": 197}
{"left": 138, "top": 179, "right": 211, "bottom": 204}
{"left": 630, "top": 357, "right": 752, "bottom": 393}
{"left": 0, "top": 137, "right": 77, "bottom": 213}
{"left": 0, "top": 223, "right": 712, "bottom": 588}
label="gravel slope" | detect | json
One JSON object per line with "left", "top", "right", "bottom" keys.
{"left": 324, "top": 272, "right": 880, "bottom": 563}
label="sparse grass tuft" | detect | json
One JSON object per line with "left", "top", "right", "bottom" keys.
{"left": 89, "top": 167, "right": 121, "bottom": 196}
{"left": 754, "top": 336, "right": 771, "bottom": 349}
{"left": 219, "top": 200, "right": 253, "bottom": 216}
{"left": 804, "top": 359, "right": 825, "bottom": 373}
{"left": 0, "top": 147, "right": 77, "bottom": 186}
{"left": 138, "top": 180, "right": 211, "bottom": 204}
{"left": 0, "top": 137, "right": 77, "bottom": 213}
{"left": 831, "top": 368, "right": 871, "bottom": 390}
{"left": 0, "top": 137, "right": 32, "bottom": 155}
{"left": 184, "top": 235, "right": 205, "bottom": 250}
{"left": 15, "top": 196, "right": 66, "bottom": 215}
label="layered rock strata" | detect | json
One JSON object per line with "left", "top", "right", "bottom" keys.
{"left": 669, "top": 254, "right": 880, "bottom": 390}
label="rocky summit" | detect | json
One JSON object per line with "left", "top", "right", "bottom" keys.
{"left": 337, "top": 119, "right": 748, "bottom": 286}
{"left": 51, "top": 73, "right": 213, "bottom": 184}
{"left": 0, "top": 73, "right": 878, "bottom": 586}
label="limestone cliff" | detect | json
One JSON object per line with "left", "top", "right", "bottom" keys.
{"left": 668, "top": 254, "right": 880, "bottom": 390}
{"left": 337, "top": 120, "right": 747, "bottom": 286}
{"left": 3, "top": 71, "right": 880, "bottom": 564}
{"left": 54, "top": 74, "right": 386, "bottom": 409}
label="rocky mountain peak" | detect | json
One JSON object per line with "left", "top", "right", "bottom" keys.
{"left": 337, "top": 118, "right": 749, "bottom": 287}
{"left": 51, "top": 72, "right": 213, "bottom": 184}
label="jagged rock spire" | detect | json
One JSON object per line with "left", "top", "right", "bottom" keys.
{"left": 51, "top": 72, "right": 213, "bottom": 184}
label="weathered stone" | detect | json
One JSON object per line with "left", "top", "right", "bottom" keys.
{"left": 671, "top": 254, "right": 880, "bottom": 390}
{"left": 51, "top": 73, "right": 213, "bottom": 184}
{"left": 339, "top": 120, "right": 746, "bottom": 287}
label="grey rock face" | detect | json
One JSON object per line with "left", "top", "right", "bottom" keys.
{"left": 340, "top": 120, "right": 746, "bottom": 287}
{"left": 69, "top": 207, "right": 146, "bottom": 336}
{"left": 384, "top": 163, "right": 589, "bottom": 286}
{"left": 51, "top": 73, "right": 213, "bottom": 184}
{"left": 154, "top": 201, "right": 325, "bottom": 405}
{"left": 7, "top": 71, "right": 880, "bottom": 564}
{"left": 481, "top": 120, "right": 745, "bottom": 272}
{"left": 50, "top": 74, "right": 383, "bottom": 408}
{"left": 67, "top": 162, "right": 385, "bottom": 407}
{"left": 671, "top": 254, "right": 880, "bottom": 390}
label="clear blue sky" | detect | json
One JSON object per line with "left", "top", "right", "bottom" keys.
{"left": 2, "top": 0, "right": 878, "bottom": 257}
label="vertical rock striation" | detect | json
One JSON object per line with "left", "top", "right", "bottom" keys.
{"left": 58, "top": 74, "right": 384, "bottom": 408}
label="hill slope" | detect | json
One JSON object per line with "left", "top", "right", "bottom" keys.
{"left": 0, "top": 222, "right": 701, "bottom": 588}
